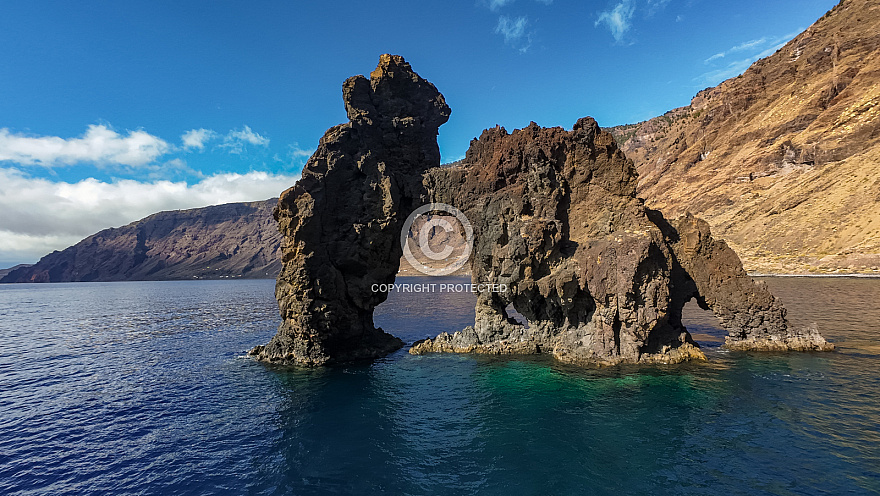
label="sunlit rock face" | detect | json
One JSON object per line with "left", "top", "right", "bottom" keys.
{"left": 251, "top": 55, "right": 831, "bottom": 367}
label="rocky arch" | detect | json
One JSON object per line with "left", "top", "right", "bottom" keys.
{"left": 250, "top": 55, "right": 832, "bottom": 367}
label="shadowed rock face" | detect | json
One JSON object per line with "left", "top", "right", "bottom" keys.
{"left": 411, "top": 119, "right": 833, "bottom": 364}
{"left": 253, "top": 54, "right": 831, "bottom": 367}
{"left": 249, "top": 54, "right": 450, "bottom": 365}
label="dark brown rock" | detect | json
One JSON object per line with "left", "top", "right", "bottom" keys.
{"left": 249, "top": 54, "right": 451, "bottom": 365}
{"left": 411, "top": 118, "right": 832, "bottom": 364}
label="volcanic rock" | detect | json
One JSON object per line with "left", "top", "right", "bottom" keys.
{"left": 254, "top": 55, "right": 831, "bottom": 367}
{"left": 248, "top": 54, "right": 451, "bottom": 365}
{"left": 410, "top": 118, "right": 832, "bottom": 363}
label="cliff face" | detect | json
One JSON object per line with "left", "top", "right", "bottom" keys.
{"left": 608, "top": 0, "right": 880, "bottom": 274}
{"left": 0, "top": 264, "right": 32, "bottom": 280}
{"left": 0, "top": 200, "right": 282, "bottom": 283}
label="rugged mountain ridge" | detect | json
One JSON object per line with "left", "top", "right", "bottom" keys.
{"left": 0, "top": 200, "right": 283, "bottom": 283}
{"left": 608, "top": 0, "right": 880, "bottom": 274}
{"left": 0, "top": 264, "right": 32, "bottom": 280}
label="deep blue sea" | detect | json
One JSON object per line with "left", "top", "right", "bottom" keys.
{"left": 1, "top": 276, "right": 879, "bottom": 495}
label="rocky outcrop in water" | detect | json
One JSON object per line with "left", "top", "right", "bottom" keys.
{"left": 410, "top": 119, "right": 832, "bottom": 364}
{"left": 253, "top": 54, "right": 831, "bottom": 367}
{"left": 248, "top": 54, "right": 451, "bottom": 365}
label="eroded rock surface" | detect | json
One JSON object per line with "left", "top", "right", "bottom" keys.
{"left": 249, "top": 54, "right": 450, "bottom": 365}
{"left": 411, "top": 119, "right": 832, "bottom": 364}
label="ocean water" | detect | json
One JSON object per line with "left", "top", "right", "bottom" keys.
{"left": 0, "top": 276, "right": 878, "bottom": 495}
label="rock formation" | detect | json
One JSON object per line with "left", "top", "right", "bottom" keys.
{"left": 0, "top": 200, "right": 282, "bottom": 283}
{"left": 410, "top": 119, "right": 832, "bottom": 364}
{"left": 607, "top": 0, "right": 880, "bottom": 275}
{"left": 248, "top": 54, "right": 451, "bottom": 365}
{"left": 253, "top": 54, "right": 831, "bottom": 367}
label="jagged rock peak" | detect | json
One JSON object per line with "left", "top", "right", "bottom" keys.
{"left": 251, "top": 55, "right": 832, "bottom": 367}
{"left": 343, "top": 54, "right": 450, "bottom": 130}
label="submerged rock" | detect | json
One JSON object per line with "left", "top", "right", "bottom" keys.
{"left": 253, "top": 54, "right": 831, "bottom": 367}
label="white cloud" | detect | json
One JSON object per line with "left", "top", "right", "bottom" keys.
{"left": 704, "top": 37, "right": 768, "bottom": 63}
{"left": 227, "top": 126, "right": 269, "bottom": 146}
{"left": 705, "top": 52, "right": 726, "bottom": 63}
{"left": 696, "top": 42, "right": 788, "bottom": 86}
{"left": 488, "top": 0, "right": 514, "bottom": 11}
{"left": 221, "top": 126, "right": 270, "bottom": 154}
{"left": 703, "top": 31, "right": 800, "bottom": 65}
{"left": 0, "top": 167, "right": 298, "bottom": 265}
{"left": 698, "top": 30, "right": 801, "bottom": 85}
{"left": 0, "top": 125, "right": 170, "bottom": 167}
{"left": 644, "top": 0, "right": 671, "bottom": 16}
{"left": 486, "top": 0, "right": 551, "bottom": 10}
{"left": 595, "top": 0, "right": 636, "bottom": 43}
{"left": 289, "top": 143, "right": 314, "bottom": 159}
{"left": 495, "top": 15, "right": 532, "bottom": 52}
{"left": 181, "top": 128, "right": 218, "bottom": 150}
{"left": 496, "top": 16, "right": 527, "bottom": 42}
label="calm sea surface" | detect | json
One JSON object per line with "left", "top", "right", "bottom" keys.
{"left": 0, "top": 276, "right": 878, "bottom": 495}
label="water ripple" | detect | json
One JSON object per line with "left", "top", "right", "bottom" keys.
{"left": 0, "top": 278, "right": 878, "bottom": 495}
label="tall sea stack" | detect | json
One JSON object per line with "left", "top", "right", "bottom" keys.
{"left": 249, "top": 54, "right": 450, "bottom": 365}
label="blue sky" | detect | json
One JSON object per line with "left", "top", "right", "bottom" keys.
{"left": 0, "top": 0, "right": 838, "bottom": 266}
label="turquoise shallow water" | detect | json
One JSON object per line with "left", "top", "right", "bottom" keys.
{"left": 0, "top": 277, "right": 878, "bottom": 495}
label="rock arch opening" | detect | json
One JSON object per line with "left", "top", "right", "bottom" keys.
{"left": 680, "top": 297, "right": 727, "bottom": 349}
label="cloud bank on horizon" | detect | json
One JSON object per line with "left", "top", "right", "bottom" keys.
{"left": 0, "top": 124, "right": 307, "bottom": 266}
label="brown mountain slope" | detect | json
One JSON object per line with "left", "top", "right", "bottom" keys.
{"left": 608, "top": 0, "right": 880, "bottom": 274}
{"left": 0, "top": 200, "right": 283, "bottom": 283}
